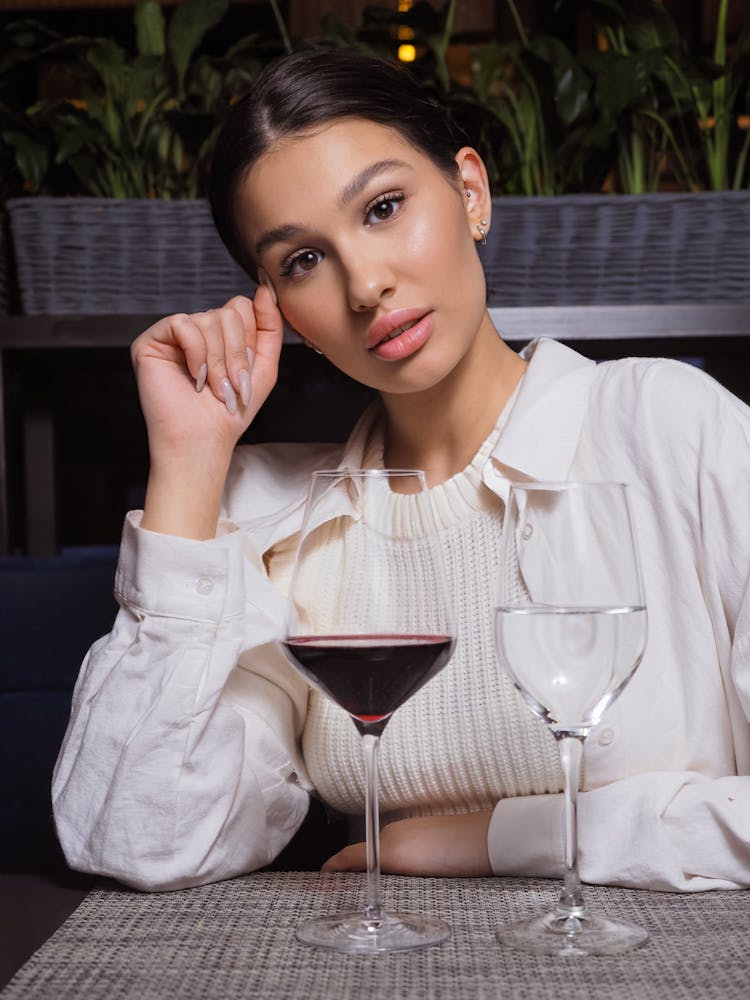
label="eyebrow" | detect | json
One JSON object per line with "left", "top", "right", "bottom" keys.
{"left": 254, "top": 223, "right": 305, "bottom": 260}
{"left": 253, "top": 158, "right": 412, "bottom": 260}
{"left": 336, "top": 158, "right": 412, "bottom": 207}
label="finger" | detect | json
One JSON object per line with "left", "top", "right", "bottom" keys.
{"left": 216, "top": 301, "right": 255, "bottom": 407}
{"left": 222, "top": 296, "right": 259, "bottom": 403}
{"left": 192, "top": 309, "right": 240, "bottom": 413}
{"left": 250, "top": 284, "right": 284, "bottom": 368}
{"left": 133, "top": 313, "right": 209, "bottom": 390}
{"left": 321, "top": 842, "right": 367, "bottom": 873}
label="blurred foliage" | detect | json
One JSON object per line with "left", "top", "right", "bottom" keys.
{"left": 1, "top": 0, "right": 748, "bottom": 199}
{"left": 0, "top": 0, "right": 281, "bottom": 198}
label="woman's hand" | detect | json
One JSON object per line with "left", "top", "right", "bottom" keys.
{"left": 321, "top": 812, "right": 493, "bottom": 877}
{"left": 131, "top": 287, "right": 282, "bottom": 462}
{"left": 130, "top": 287, "right": 284, "bottom": 539}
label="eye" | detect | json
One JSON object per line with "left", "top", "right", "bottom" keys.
{"left": 364, "top": 191, "right": 405, "bottom": 225}
{"left": 279, "top": 248, "right": 324, "bottom": 279}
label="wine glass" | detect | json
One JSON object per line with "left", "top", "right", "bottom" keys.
{"left": 494, "top": 481, "right": 649, "bottom": 956}
{"left": 282, "top": 469, "right": 455, "bottom": 953}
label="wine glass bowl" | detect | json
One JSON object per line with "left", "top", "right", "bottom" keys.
{"left": 497, "top": 604, "right": 647, "bottom": 735}
{"left": 282, "top": 469, "right": 455, "bottom": 953}
{"left": 494, "top": 481, "right": 649, "bottom": 956}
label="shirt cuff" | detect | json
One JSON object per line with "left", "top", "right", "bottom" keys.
{"left": 488, "top": 793, "right": 565, "bottom": 878}
{"left": 114, "top": 510, "right": 248, "bottom": 623}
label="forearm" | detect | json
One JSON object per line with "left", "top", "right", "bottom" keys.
{"left": 322, "top": 811, "right": 493, "bottom": 876}
{"left": 141, "top": 448, "right": 234, "bottom": 539}
{"left": 53, "top": 516, "right": 308, "bottom": 890}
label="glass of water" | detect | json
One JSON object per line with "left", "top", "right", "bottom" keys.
{"left": 494, "top": 481, "right": 649, "bottom": 956}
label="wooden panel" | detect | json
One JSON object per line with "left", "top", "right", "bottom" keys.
{"left": 0, "top": 0, "right": 263, "bottom": 8}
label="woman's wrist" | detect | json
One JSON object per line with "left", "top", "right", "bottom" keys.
{"left": 141, "top": 453, "right": 233, "bottom": 540}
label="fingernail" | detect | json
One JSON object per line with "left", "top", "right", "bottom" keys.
{"left": 246, "top": 347, "right": 255, "bottom": 373}
{"left": 195, "top": 363, "right": 207, "bottom": 393}
{"left": 220, "top": 377, "right": 237, "bottom": 415}
{"left": 259, "top": 271, "right": 278, "bottom": 306}
{"left": 237, "top": 369, "right": 252, "bottom": 407}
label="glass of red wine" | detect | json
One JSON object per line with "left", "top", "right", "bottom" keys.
{"left": 282, "top": 468, "right": 455, "bottom": 953}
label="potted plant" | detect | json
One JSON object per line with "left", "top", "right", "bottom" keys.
{"left": 0, "top": 0, "right": 282, "bottom": 314}
{"left": 467, "top": 0, "right": 750, "bottom": 306}
{"left": 2, "top": 0, "right": 748, "bottom": 314}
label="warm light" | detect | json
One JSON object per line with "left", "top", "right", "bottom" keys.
{"left": 398, "top": 1, "right": 414, "bottom": 61}
{"left": 738, "top": 115, "right": 750, "bottom": 130}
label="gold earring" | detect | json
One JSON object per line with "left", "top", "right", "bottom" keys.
{"left": 477, "top": 219, "right": 488, "bottom": 245}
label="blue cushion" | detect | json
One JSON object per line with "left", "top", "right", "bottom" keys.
{"left": 0, "top": 549, "right": 119, "bottom": 871}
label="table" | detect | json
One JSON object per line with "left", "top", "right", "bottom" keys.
{"left": 1, "top": 305, "right": 749, "bottom": 555}
{"left": 2, "top": 872, "right": 748, "bottom": 999}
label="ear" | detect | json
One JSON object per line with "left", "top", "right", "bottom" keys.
{"left": 454, "top": 147, "right": 492, "bottom": 242}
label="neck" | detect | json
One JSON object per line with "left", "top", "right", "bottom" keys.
{"left": 380, "top": 313, "right": 526, "bottom": 486}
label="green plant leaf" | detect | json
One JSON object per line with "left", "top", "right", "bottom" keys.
{"left": 529, "top": 35, "right": 590, "bottom": 124}
{"left": 124, "top": 53, "right": 161, "bottom": 119}
{"left": 87, "top": 39, "right": 128, "bottom": 103}
{"left": 54, "top": 122, "right": 95, "bottom": 165}
{"left": 1, "top": 128, "right": 48, "bottom": 191}
{"left": 167, "top": 0, "right": 229, "bottom": 93}
{"left": 593, "top": 52, "right": 650, "bottom": 119}
{"left": 472, "top": 42, "right": 520, "bottom": 103}
{"left": 135, "top": 0, "right": 165, "bottom": 58}
{"left": 626, "top": 8, "right": 680, "bottom": 53}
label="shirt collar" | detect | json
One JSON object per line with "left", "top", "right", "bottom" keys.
{"left": 483, "top": 338, "right": 597, "bottom": 501}
{"left": 253, "top": 338, "right": 596, "bottom": 551}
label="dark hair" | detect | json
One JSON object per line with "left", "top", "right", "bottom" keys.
{"left": 209, "top": 48, "right": 466, "bottom": 277}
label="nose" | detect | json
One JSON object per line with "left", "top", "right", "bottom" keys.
{"left": 344, "top": 253, "right": 396, "bottom": 312}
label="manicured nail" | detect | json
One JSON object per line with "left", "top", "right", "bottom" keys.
{"left": 195, "top": 363, "right": 207, "bottom": 393}
{"left": 238, "top": 369, "right": 252, "bottom": 407}
{"left": 220, "top": 377, "right": 237, "bottom": 415}
{"left": 246, "top": 347, "right": 255, "bottom": 373}
{"left": 259, "top": 272, "right": 278, "bottom": 306}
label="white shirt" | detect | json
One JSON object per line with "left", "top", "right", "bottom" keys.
{"left": 52, "top": 339, "right": 750, "bottom": 891}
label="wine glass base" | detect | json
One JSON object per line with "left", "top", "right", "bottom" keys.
{"left": 497, "top": 909, "right": 648, "bottom": 957}
{"left": 295, "top": 910, "right": 450, "bottom": 954}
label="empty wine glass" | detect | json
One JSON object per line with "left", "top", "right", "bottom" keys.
{"left": 283, "top": 469, "right": 455, "bottom": 953}
{"left": 494, "top": 481, "right": 649, "bottom": 956}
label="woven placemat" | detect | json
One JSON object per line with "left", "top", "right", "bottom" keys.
{"left": 2, "top": 873, "right": 747, "bottom": 999}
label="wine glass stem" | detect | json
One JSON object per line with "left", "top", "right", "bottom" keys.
{"left": 362, "top": 732, "right": 383, "bottom": 920}
{"left": 555, "top": 733, "right": 586, "bottom": 918}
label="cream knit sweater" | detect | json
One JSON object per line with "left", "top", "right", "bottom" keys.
{"left": 268, "top": 399, "right": 562, "bottom": 822}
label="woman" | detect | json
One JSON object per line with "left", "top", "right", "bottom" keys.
{"left": 53, "top": 49, "right": 750, "bottom": 892}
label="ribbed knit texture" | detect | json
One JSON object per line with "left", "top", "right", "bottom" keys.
{"left": 270, "top": 396, "right": 563, "bottom": 820}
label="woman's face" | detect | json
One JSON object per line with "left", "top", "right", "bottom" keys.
{"left": 234, "top": 118, "right": 490, "bottom": 395}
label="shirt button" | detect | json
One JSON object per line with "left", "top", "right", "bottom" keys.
{"left": 196, "top": 577, "right": 214, "bottom": 595}
{"left": 597, "top": 727, "right": 615, "bottom": 746}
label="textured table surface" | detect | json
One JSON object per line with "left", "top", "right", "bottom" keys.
{"left": 2, "top": 872, "right": 748, "bottom": 999}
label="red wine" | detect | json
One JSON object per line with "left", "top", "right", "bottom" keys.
{"left": 283, "top": 635, "right": 453, "bottom": 733}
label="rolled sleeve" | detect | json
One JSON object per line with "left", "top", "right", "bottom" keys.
{"left": 115, "top": 511, "right": 247, "bottom": 623}
{"left": 488, "top": 793, "right": 564, "bottom": 878}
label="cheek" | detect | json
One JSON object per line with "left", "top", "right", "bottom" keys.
{"left": 403, "top": 200, "right": 476, "bottom": 276}
{"left": 278, "top": 281, "right": 346, "bottom": 340}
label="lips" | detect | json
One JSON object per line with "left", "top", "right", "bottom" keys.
{"left": 367, "top": 310, "right": 435, "bottom": 362}
{"left": 366, "top": 308, "right": 432, "bottom": 351}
